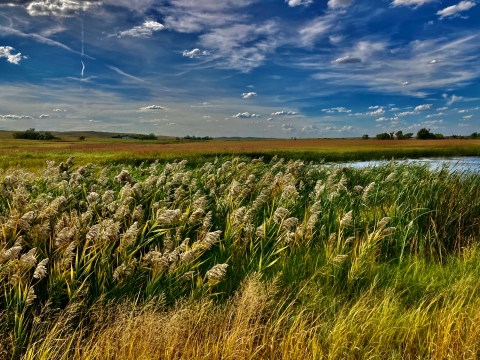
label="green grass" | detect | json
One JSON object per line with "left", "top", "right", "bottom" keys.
{"left": 1, "top": 156, "right": 480, "bottom": 359}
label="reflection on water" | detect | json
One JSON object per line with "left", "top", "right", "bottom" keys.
{"left": 340, "top": 157, "right": 480, "bottom": 172}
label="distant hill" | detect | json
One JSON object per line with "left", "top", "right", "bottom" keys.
{"left": 0, "top": 130, "right": 175, "bottom": 140}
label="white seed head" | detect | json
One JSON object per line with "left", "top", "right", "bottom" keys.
{"left": 340, "top": 210, "right": 353, "bottom": 228}
{"left": 33, "top": 258, "right": 49, "bottom": 280}
{"left": 273, "top": 207, "right": 290, "bottom": 224}
{"left": 206, "top": 263, "right": 228, "bottom": 283}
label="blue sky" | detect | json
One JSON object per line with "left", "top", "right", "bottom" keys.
{"left": 0, "top": 0, "right": 479, "bottom": 137}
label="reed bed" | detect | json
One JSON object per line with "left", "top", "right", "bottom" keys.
{"left": 1, "top": 156, "right": 480, "bottom": 359}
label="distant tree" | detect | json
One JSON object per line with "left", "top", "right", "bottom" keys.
{"left": 403, "top": 133, "right": 414, "bottom": 139}
{"left": 13, "top": 128, "right": 60, "bottom": 141}
{"left": 376, "top": 133, "right": 392, "bottom": 140}
{"left": 395, "top": 131, "right": 404, "bottom": 140}
{"left": 79, "top": 136, "right": 86, "bottom": 141}
{"left": 416, "top": 128, "right": 436, "bottom": 140}
{"left": 435, "top": 133, "right": 445, "bottom": 139}
{"left": 470, "top": 132, "right": 479, "bottom": 139}
{"left": 362, "top": 134, "right": 369, "bottom": 140}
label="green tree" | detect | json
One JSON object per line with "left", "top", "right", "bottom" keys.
{"left": 416, "top": 128, "right": 436, "bottom": 140}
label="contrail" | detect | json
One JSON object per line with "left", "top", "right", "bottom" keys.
{"left": 80, "top": 18, "right": 85, "bottom": 78}
{"left": 0, "top": 25, "right": 95, "bottom": 60}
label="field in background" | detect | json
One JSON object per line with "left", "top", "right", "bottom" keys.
{"left": 1, "top": 131, "right": 480, "bottom": 169}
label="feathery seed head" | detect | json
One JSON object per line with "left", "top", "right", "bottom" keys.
{"left": 340, "top": 210, "right": 353, "bottom": 227}
{"left": 282, "top": 217, "right": 299, "bottom": 231}
{"left": 87, "top": 192, "right": 99, "bottom": 205}
{"left": 206, "top": 263, "right": 228, "bottom": 283}
{"left": 273, "top": 207, "right": 290, "bottom": 224}
{"left": 19, "top": 248, "right": 37, "bottom": 271}
{"left": 33, "top": 258, "right": 49, "bottom": 280}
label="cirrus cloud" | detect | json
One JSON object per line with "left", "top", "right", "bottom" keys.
{"left": 182, "top": 48, "right": 209, "bottom": 58}
{"left": 437, "top": 1, "right": 476, "bottom": 19}
{"left": 117, "top": 21, "right": 164, "bottom": 38}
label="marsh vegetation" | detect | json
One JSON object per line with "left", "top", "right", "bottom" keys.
{"left": 1, "top": 156, "right": 480, "bottom": 359}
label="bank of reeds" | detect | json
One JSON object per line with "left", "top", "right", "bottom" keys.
{"left": 1, "top": 156, "right": 480, "bottom": 359}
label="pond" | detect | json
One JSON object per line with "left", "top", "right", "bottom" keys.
{"left": 339, "top": 157, "right": 480, "bottom": 172}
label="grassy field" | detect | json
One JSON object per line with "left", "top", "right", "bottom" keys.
{"left": 1, "top": 154, "right": 480, "bottom": 359}
{"left": 1, "top": 130, "right": 480, "bottom": 169}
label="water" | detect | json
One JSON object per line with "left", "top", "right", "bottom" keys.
{"left": 339, "top": 157, "right": 480, "bottom": 172}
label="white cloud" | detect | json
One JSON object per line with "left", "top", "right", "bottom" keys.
{"left": 301, "top": 124, "right": 318, "bottom": 132}
{"left": 282, "top": 123, "right": 296, "bottom": 132}
{"left": 140, "top": 105, "right": 166, "bottom": 110}
{"left": 242, "top": 92, "right": 257, "bottom": 99}
{"left": 199, "top": 21, "right": 280, "bottom": 72}
{"left": 425, "top": 113, "right": 445, "bottom": 118}
{"left": 414, "top": 104, "right": 433, "bottom": 111}
{"left": 437, "top": 1, "right": 476, "bottom": 19}
{"left": 376, "top": 117, "right": 400, "bottom": 122}
{"left": 118, "top": 21, "right": 164, "bottom": 38}
{"left": 271, "top": 111, "right": 299, "bottom": 116}
{"left": 369, "top": 105, "right": 383, "bottom": 109}
{"left": 437, "top": 107, "right": 449, "bottom": 111}
{"left": 459, "top": 123, "right": 470, "bottom": 127}
{"left": 0, "top": 114, "right": 34, "bottom": 119}
{"left": 407, "top": 120, "right": 445, "bottom": 130}
{"left": 401, "top": 82, "right": 410, "bottom": 85}
{"left": 39, "top": 114, "right": 50, "bottom": 119}
{"left": 160, "top": 0, "right": 258, "bottom": 33}
{"left": 53, "top": 108, "right": 67, "bottom": 112}
{"left": 322, "top": 107, "right": 352, "bottom": 113}
{"left": 428, "top": 59, "right": 444, "bottom": 64}
{"left": 459, "top": 109, "right": 468, "bottom": 113}
{"left": 319, "top": 125, "right": 355, "bottom": 132}
{"left": 329, "top": 35, "right": 343, "bottom": 44}
{"left": 286, "top": 0, "right": 313, "bottom": 6}
{"left": 392, "top": 0, "right": 436, "bottom": 7}
{"left": 327, "top": 0, "right": 354, "bottom": 8}
{"left": 444, "top": 94, "right": 463, "bottom": 106}
{"left": 182, "top": 48, "right": 209, "bottom": 58}
{"left": 424, "top": 120, "right": 444, "bottom": 125}
{"left": 463, "top": 115, "right": 473, "bottom": 119}
{"left": 368, "top": 108, "right": 386, "bottom": 116}
{"left": 233, "top": 112, "right": 261, "bottom": 118}
{"left": 25, "top": 0, "right": 99, "bottom": 17}
{"left": 0, "top": 46, "right": 26, "bottom": 65}
{"left": 203, "top": 116, "right": 211, "bottom": 119}
{"left": 390, "top": 108, "right": 401, "bottom": 111}
{"left": 307, "top": 34, "right": 480, "bottom": 97}
{"left": 267, "top": 118, "right": 274, "bottom": 121}
{"left": 299, "top": 15, "right": 336, "bottom": 47}
{"left": 396, "top": 111, "right": 418, "bottom": 116}
{"left": 331, "top": 55, "right": 362, "bottom": 65}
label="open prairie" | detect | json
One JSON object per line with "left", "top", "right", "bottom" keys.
{"left": 1, "top": 132, "right": 480, "bottom": 169}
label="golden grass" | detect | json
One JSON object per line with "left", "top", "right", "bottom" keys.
{"left": 1, "top": 137, "right": 480, "bottom": 170}
{"left": 21, "top": 273, "right": 480, "bottom": 360}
